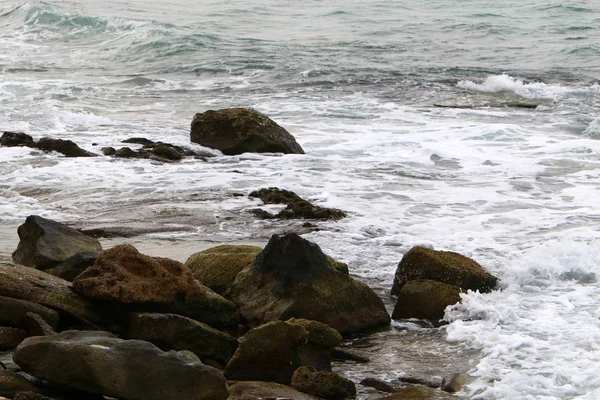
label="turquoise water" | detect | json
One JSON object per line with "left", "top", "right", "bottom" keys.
{"left": 1, "top": 1, "right": 600, "bottom": 399}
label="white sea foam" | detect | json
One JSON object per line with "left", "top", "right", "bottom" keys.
{"left": 457, "top": 74, "right": 567, "bottom": 99}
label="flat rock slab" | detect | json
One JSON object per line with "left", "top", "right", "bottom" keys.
{"left": 13, "top": 330, "right": 229, "bottom": 400}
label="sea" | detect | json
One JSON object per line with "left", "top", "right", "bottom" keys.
{"left": 1, "top": 0, "right": 600, "bottom": 398}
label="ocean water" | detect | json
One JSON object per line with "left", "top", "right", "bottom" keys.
{"left": 1, "top": 0, "right": 600, "bottom": 398}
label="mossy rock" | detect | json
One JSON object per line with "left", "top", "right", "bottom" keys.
{"left": 286, "top": 318, "right": 342, "bottom": 348}
{"left": 190, "top": 108, "right": 304, "bottom": 155}
{"left": 291, "top": 366, "right": 356, "bottom": 400}
{"left": 392, "top": 246, "right": 498, "bottom": 295}
{"left": 185, "top": 245, "right": 262, "bottom": 295}
{"left": 391, "top": 280, "right": 461, "bottom": 321}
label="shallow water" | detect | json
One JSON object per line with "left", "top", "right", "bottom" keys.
{"left": 2, "top": 0, "right": 600, "bottom": 398}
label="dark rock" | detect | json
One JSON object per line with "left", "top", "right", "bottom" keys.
{"left": 72, "top": 244, "right": 239, "bottom": 328}
{"left": 0, "top": 132, "right": 35, "bottom": 147}
{"left": 0, "top": 263, "right": 107, "bottom": 328}
{"left": 228, "top": 381, "right": 321, "bottom": 400}
{"left": 50, "top": 251, "right": 99, "bottom": 282}
{"left": 291, "top": 366, "right": 356, "bottom": 400}
{"left": 396, "top": 375, "right": 442, "bottom": 389}
{"left": 379, "top": 386, "right": 459, "bottom": 399}
{"left": 13, "top": 330, "right": 229, "bottom": 400}
{"left": 391, "top": 246, "right": 498, "bottom": 295}
{"left": 122, "top": 137, "right": 154, "bottom": 145}
{"left": 359, "top": 377, "right": 401, "bottom": 393}
{"left": 185, "top": 245, "right": 262, "bottom": 295}
{"left": 12, "top": 216, "right": 102, "bottom": 270}
{"left": 441, "top": 373, "right": 467, "bottom": 393}
{"left": 0, "top": 296, "right": 59, "bottom": 331}
{"left": 332, "top": 348, "right": 370, "bottom": 363}
{"left": 35, "top": 138, "right": 95, "bottom": 157}
{"left": 224, "top": 321, "right": 308, "bottom": 384}
{"left": 0, "top": 370, "right": 42, "bottom": 398}
{"left": 228, "top": 233, "right": 390, "bottom": 334}
{"left": 0, "top": 327, "right": 27, "bottom": 350}
{"left": 127, "top": 312, "right": 238, "bottom": 365}
{"left": 190, "top": 108, "right": 304, "bottom": 155}
{"left": 100, "top": 147, "right": 116, "bottom": 156}
{"left": 114, "top": 146, "right": 139, "bottom": 158}
{"left": 287, "top": 318, "right": 342, "bottom": 372}
{"left": 13, "top": 392, "right": 57, "bottom": 400}
{"left": 249, "top": 187, "right": 346, "bottom": 220}
{"left": 150, "top": 144, "right": 183, "bottom": 161}
{"left": 23, "top": 312, "right": 56, "bottom": 337}
{"left": 391, "top": 280, "right": 462, "bottom": 321}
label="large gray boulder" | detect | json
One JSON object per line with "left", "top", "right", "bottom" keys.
{"left": 228, "top": 233, "right": 390, "bottom": 334}
{"left": 190, "top": 108, "right": 304, "bottom": 155}
{"left": 13, "top": 330, "right": 229, "bottom": 400}
{"left": 12, "top": 216, "right": 102, "bottom": 270}
{"left": 73, "top": 244, "right": 239, "bottom": 328}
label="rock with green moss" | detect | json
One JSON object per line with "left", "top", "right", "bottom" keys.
{"left": 286, "top": 318, "right": 342, "bottom": 372}
{"left": 190, "top": 108, "right": 304, "bottom": 155}
{"left": 127, "top": 312, "right": 238, "bottom": 365}
{"left": 391, "top": 280, "right": 461, "bottom": 321}
{"left": 185, "top": 245, "right": 262, "bottom": 295}
{"left": 391, "top": 246, "right": 498, "bottom": 295}
{"left": 228, "top": 233, "right": 390, "bottom": 334}
{"left": 291, "top": 366, "right": 356, "bottom": 400}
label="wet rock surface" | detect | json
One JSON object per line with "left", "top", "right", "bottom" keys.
{"left": 190, "top": 108, "right": 305, "bottom": 155}
{"left": 392, "top": 280, "right": 462, "bottom": 322}
{"left": 228, "top": 381, "right": 321, "bottom": 400}
{"left": 249, "top": 187, "right": 346, "bottom": 220}
{"left": 291, "top": 366, "right": 357, "bottom": 400}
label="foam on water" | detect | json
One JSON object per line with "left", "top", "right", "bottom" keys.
{"left": 457, "top": 74, "right": 570, "bottom": 100}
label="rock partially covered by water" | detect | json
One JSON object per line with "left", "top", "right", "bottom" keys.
{"left": 13, "top": 330, "right": 230, "bottom": 400}
{"left": 185, "top": 245, "right": 262, "bottom": 296}
{"left": 391, "top": 280, "right": 462, "bottom": 321}
{"left": 72, "top": 244, "right": 239, "bottom": 328}
{"left": 391, "top": 246, "right": 498, "bottom": 295}
{"left": 291, "top": 366, "right": 357, "bottom": 400}
{"left": 190, "top": 108, "right": 304, "bottom": 155}
{"left": 379, "top": 386, "right": 459, "bottom": 399}
{"left": 249, "top": 187, "right": 346, "bottom": 220}
{"left": 228, "top": 233, "right": 390, "bottom": 334}
{"left": 127, "top": 312, "right": 238, "bottom": 365}
{"left": 12, "top": 216, "right": 102, "bottom": 270}
{"left": 36, "top": 138, "right": 96, "bottom": 157}
{"left": 0, "top": 132, "right": 35, "bottom": 147}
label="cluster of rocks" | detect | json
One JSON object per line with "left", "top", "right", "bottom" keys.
{"left": 248, "top": 187, "right": 346, "bottom": 220}
{"left": 0, "top": 214, "right": 499, "bottom": 400}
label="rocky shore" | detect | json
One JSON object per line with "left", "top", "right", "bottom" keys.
{"left": 1, "top": 108, "right": 499, "bottom": 400}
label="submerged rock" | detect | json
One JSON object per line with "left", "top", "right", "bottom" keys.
{"left": 0, "top": 132, "right": 35, "bottom": 147}
{"left": 249, "top": 187, "right": 346, "bottom": 220}
{"left": 190, "top": 108, "right": 304, "bottom": 155}
{"left": 291, "top": 366, "right": 356, "bottom": 400}
{"left": 35, "top": 137, "right": 96, "bottom": 157}
{"left": 72, "top": 244, "right": 239, "bottom": 328}
{"left": 12, "top": 216, "right": 102, "bottom": 270}
{"left": 228, "top": 233, "right": 389, "bottom": 334}
{"left": 391, "top": 246, "right": 498, "bottom": 295}
{"left": 13, "top": 330, "right": 230, "bottom": 400}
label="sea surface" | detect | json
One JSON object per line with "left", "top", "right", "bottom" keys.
{"left": 1, "top": 0, "right": 600, "bottom": 398}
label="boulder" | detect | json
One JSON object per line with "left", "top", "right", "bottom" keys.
{"left": 190, "top": 108, "right": 304, "bottom": 155}
{"left": 287, "top": 318, "right": 342, "bottom": 372}
{"left": 13, "top": 392, "right": 57, "bottom": 400}
{"left": 127, "top": 313, "right": 238, "bottom": 365}
{"left": 49, "top": 251, "right": 99, "bottom": 282}
{"left": 0, "top": 295, "right": 59, "bottom": 331}
{"left": 379, "top": 386, "right": 458, "bottom": 399}
{"left": 391, "top": 246, "right": 498, "bottom": 295}
{"left": 224, "top": 321, "right": 308, "bottom": 384}
{"left": 72, "top": 244, "right": 239, "bottom": 328}
{"left": 228, "top": 233, "right": 390, "bottom": 334}
{"left": 391, "top": 280, "right": 461, "bottom": 321}
{"left": 0, "top": 327, "right": 27, "bottom": 350}
{"left": 185, "top": 245, "right": 262, "bottom": 295}
{"left": 22, "top": 312, "right": 56, "bottom": 337}
{"left": 0, "top": 370, "right": 42, "bottom": 398}
{"left": 35, "top": 138, "right": 95, "bottom": 157}
{"left": 228, "top": 381, "right": 321, "bottom": 400}
{"left": 0, "top": 263, "right": 107, "bottom": 328}
{"left": 0, "top": 132, "right": 35, "bottom": 147}
{"left": 13, "top": 330, "right": 229, "bottom": 400}
{"left": 291, "top": 366, "right": 356, "bottom": 400}
{"left": 249, "top": 187, "right": 346, "bottom": 220}
{"left": 12, "top": 216, "right": 102, "bottom": 270}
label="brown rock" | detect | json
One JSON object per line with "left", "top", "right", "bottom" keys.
{"left": 0, "top": 295, "right": 59, "bottom": 330}
{"left": 391, "top": 246, "right": 498, "bottom": 295}
{"left": 228, "top": 381, "right": 321, "bottom": 400}
{"left": 379, "top": 386, "right": 458, "bottom": 399}
{"left": 0, "top": 327, "right": 27, "bottom": 350}
{"left": 391, "top": 280, "right": 462, "bottom": 321}
{"left": 35, "top": 137, "right": 95, "bottom": 157}
{"left": 190, "top": 108, "right": 304, "bottom": 155}
{"left": 291, "top": 366, "right": 356, "bottom": 400}
{"left": 0, "top": 370, "right": 41, "bottom": 398}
